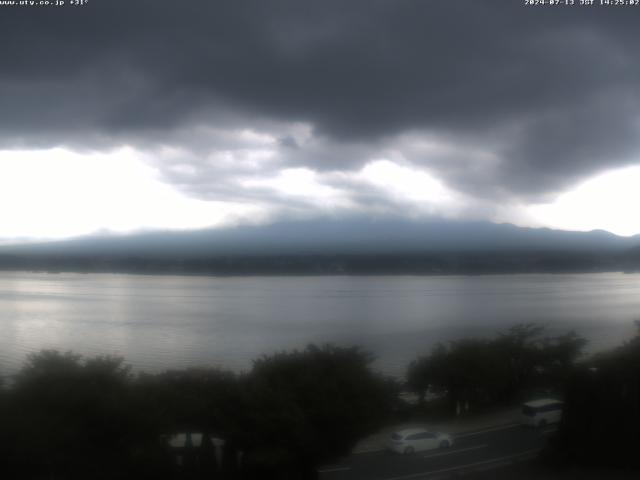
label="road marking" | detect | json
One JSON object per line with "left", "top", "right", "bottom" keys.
{"left": 317, "top": 466, "right": 351, "bottom": 473}
{"left": 421, "top": 443, "right": 488, "bottom": 459}
{"left": 455, "top": 423, "right": 520, "bottom": 438}
{"left": 381, "top": 448, "right": 540, "bottom": 480}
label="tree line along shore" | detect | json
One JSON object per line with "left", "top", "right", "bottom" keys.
{"left": 2, "top": 248, "right": 640, "bottom": 276}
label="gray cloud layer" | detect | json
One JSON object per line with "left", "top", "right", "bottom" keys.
{"left": 2, "top": 0, "right": 640, "bottom": 206}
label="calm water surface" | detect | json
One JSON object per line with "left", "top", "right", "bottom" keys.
{"left": 1, "top": 272, "right": 639, "bottom": 377}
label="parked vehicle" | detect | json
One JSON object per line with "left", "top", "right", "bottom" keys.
{"left": 520, "top": 398, "right": 563, "bottom": 427}
{"left": 387, "top": 428, "right": 453, "bottom": 454}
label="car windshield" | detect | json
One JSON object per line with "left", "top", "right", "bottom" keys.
{"left": 391, "top": 433, "right": 403, "bottom": 441}
{"left": 522, "top": 405, "right": 536, "bottom": 416}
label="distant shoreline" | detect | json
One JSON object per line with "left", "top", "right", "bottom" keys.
{"left": 0, "top": 253, "right": 637, "bottom": 279}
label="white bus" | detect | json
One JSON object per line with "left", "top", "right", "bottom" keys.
{"left": 520, "top": 398, "right": 563, "bottom": 427}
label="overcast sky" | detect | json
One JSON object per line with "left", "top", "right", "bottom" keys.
{"left": 2, "top": 0, "right": 640, "bottom": 241}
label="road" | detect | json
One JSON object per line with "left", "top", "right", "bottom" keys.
{"left": 318, "top": 423, "right": 557, "bottom": 480}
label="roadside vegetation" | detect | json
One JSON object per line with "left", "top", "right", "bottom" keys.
{"left": 406, "top": 324, "right": 586, "bottom": 415}
{"left": 545, "top": 322, "right": 640, "bottom": 470}
{"left": 0, "top": 323, "right": 638, "bottom": 479}
{"left": 0, "top": 345, "right": 395, "bottom": 480}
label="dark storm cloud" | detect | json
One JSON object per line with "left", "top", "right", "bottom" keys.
{"left": 2, "top": 0, "right": 640, "bottom": 200}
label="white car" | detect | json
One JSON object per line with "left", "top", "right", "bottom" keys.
{"left": 387, "top": 428, "right": 453, "bottom": 454}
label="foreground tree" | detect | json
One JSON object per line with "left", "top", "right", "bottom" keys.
{"left": 0, "top": 345, "right": 395, "bottom": 480}
{"left": 241, "top": 344, "right": 396, "bottom": 479}
{"left": 407, "top": 324, "right": 587, "bottom": 414}
{"left": 136, "top": 367, "right": 241, "bottom": 435}
{"left": 134, "top": 367, "right": 245, "bottom": 479}
{"left": 4, "top": 350, "right": 167, "bottom": 480}
{"left": 548, "top": 322, "right": 640, "bottom": 469}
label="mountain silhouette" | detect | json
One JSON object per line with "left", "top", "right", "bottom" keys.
{"left": 1, "top": 217, "right": 637, "bottom": 258}
{"left": 1, "top": 218, "right": 639, "bottom": 275}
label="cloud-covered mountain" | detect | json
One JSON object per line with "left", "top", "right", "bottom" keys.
{"left": 1, "top": 218, "right": 638, "bottom": 258}
{"left": 3, "top": 218, "right": 640, "bottom": 275}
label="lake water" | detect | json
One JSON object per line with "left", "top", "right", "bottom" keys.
{"left": 0, "top": 272, "right": 639, "bottom": 378}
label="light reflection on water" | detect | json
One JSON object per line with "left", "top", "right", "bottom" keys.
{"left": 0, "top": 271, "right": 639, "bottom": 377}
